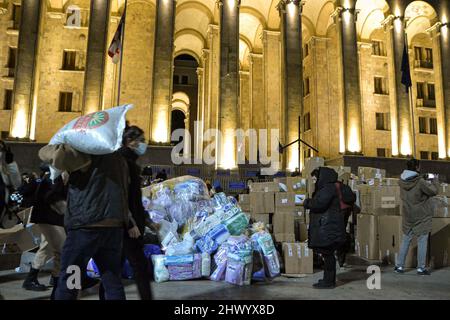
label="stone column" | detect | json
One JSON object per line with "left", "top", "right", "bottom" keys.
{"left": 9, "top": 0, "right": 41, "bottom": 139}
{"left": 427, "top": 0, "right": 450, "bottom": 158}
{"left": 82, "top": 0, "right": 111, "bottom": 115}
{"left": 195, "top": 67, "right": 204, "bottom": 162}
{"left": 279, "top": 0, "right": 303, "bottom": 171}
{"left": 206, "top": 25, "right": 220, "bottom": 135}
{"left": 384, "top": 1, "right": 412, "bottom": 156}
{"left": 239, "top": 70, "right": 250, "bottom": 160}
{"left": 249, "top": 53, "right": 264, "bottom": 130}
{"left": 331, "top": 0, "right": 363, "bottom": 154}
{"left": 428, "top": 23, "right": 448, "bottom": 159}
{"left": 217, "top": 0, "right": 240, "bottom": 169}
{"left": 150, "top": 0, "right": 176, "bottom": 143}
{"left": 183, "top": 115, "right": 190, "bottom": 160}
{"left": 262, "top": 30, "right": 282, "bottom": 160}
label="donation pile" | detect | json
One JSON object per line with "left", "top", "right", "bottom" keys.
{"left": 142, "top": 176, "right": 280, "bottom": 285}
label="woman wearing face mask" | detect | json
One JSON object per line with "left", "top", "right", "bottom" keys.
{"left": 99, "top": 125, "right": 152, "bottom": 300}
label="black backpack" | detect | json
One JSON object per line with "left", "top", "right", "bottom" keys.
{"left": 340, "top": 183, "right": 356, "bottom": 205}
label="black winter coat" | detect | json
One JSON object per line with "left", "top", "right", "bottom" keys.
{"left": 119, "top": 147, "right": 147, "bottom": 235}
{"left": 28, "top": 176, "right": 66, "bottom": 226}
{"left": 304, "top": 167, "right": 346, "bottom": 249}
{"left": 65, "top": 152, "right": 129, "bottom": 230}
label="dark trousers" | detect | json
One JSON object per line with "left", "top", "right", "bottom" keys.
{"left": 317, "top": 247, "right": 337, "bottom": 285}
{"left": 336, "top": 209, "right": 352, "bottom": 266}
{"left": 55, "top": 227, "right": 125, "bottom": 300}
{"left": 100, "top": 235, "right": 152, "bottom": 300}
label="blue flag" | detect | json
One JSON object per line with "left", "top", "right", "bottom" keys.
{"left": 401, "top": 43, "right": 412, "bottom": 93}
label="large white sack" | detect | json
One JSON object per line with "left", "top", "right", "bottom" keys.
{"left": 49, "top": 104, "right": 133, "bottom": 155}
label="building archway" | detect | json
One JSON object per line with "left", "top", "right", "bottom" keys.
{"left": 172, "top": 54, "right": 199, "bottom": 159}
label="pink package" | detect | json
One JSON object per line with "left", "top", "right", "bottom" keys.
{"left": 192, "top": 253, "right": 202, "bottom": 279}
{"left": 225, "top": 259, "right": 245, "bottom": 286}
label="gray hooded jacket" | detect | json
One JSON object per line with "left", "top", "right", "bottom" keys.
{"left": 398, "top": 170, "right": 439, "bottom": 236}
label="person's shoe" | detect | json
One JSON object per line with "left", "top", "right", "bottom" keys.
{"left": 394, "top": 266, "right": 405, "bottom": 274}
{"left": 312, "top": 280, "right": 324, "bottom": 287}
{"left": 417, "top": 268, "right": 431, "bottom": 276}
{"left": 313, "top": 281, "right": 335, "bottom": 289}
{"left": 22, "top": 268, "right": 47, "bottom": 291}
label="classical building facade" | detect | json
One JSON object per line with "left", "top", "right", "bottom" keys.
{"left": 0, "top": 0, "right": 449, "bottom": 171}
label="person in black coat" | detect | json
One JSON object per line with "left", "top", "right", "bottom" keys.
{"left": 304, "top": 167, "right": 345, "bottom": 289}
{"left": 99, "top": 125, "right": 152, "bottom": 300}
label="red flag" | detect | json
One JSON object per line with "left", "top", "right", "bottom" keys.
{"left": 108, "top": 14, "right": 125, "bottom": 64}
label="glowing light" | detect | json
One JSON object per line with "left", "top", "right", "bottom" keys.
{"left": 287, "top": 144, "right": 299, "bottom": 172}
{"left": 391, "top": 129, "right": 399, "bottom": 156}
{"left": 342, "top": 10, "right": 352, "bottom": 24}
{"left": 153, "top": 111, "right": 169, "bottom": 143}
{"left": 220, "top": 129, "right": 236, "bottom": 170}
{"left": 400, "top": 130, "right": 412, "bottom": 156}
{"left": 287, "top": 2, "right": 296, "bottom": 18}
{"left": 339, "top": 125, "right": 345, "bottom": 154}
{"left": 11, "top": 106, "right": 28, "bottom": 139}
{"left": 347, "top": 125, "right": 361, "bottom": 153}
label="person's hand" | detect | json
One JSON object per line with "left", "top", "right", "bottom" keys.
{"left": 128, "top": 226, "right": 141, "bottom": 239}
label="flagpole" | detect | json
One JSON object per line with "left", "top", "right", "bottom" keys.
{"left": 117, "top": 0, "right": 127, "bottom": 106}
{"left": 404, "top": 32, "right": 417, "bottom": 158}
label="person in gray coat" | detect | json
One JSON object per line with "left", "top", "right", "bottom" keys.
{"left": 395, "top": 158, "right": 439, "bottom": 275}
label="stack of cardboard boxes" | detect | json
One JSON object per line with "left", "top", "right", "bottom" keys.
{"left": 354, "top": 168, "right": 414, "bottom": 265}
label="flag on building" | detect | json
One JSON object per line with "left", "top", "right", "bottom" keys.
{"left": 108, "top": 13, "right": 125, "bottom": 64}
{"left": 401, "top": 42, "right": 412, "bottom": 93}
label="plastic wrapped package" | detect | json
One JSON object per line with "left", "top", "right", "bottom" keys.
{"left": 206, "top": 223, "right": 230, "bottom": 245}
{"left": 165, "top": 254, "right": 194, "bottom": 266}
{"left": 158, "top": 220, "right": 179, "bottom": 249}
{"left": 227, "top": 196, "right": 238, "bottom": 205}
{"left": 201, "top": 252, "right": 211, "bottom": 277}
{"left": 151, "top": 255, "right": 169, "bottom": 283}
{"left": 264, "top": 253, "right": 281, "bottom": 278}
{"left": 165, "top": 234, "right": 195, "bottom": 256}
{"left": 212, "top": 192, "right": 229, "bottom": 209}
{"left": 225, "top": 258, "right": 245, "bottom": 286}
{"left": 210, "top": 260, "right": 227, "bottom": 281}
{"left": 193, "top": 214, "right": 221, "bottom": 237}
{"left": 251, "top": 231, "right": 275, "bottom": 256}
{"left": 195, "top": 235, "right": 219, "bottom": 254}
{"left": 168, "top": 264, "right": 193, "bottom": 281}
{"left": 192, "top": 253, "right": 202, "bottom": 278}
{"left": 122, "top": 259, "right": 134, "bottom": 279}
{"left": 223, "top": 213, "right": 250, "bottom": 236}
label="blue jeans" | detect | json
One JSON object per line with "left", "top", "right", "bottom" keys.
{"left": 55, "top": 227, "right": 125, "bottom": 300}
{"left": 397, "top": 230, "right": 429, "bottom": 270}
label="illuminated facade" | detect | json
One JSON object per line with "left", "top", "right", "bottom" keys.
{"left": 0, "top": 0, "right": 449, "bottom": 170}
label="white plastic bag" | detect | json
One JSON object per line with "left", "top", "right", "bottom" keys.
{"left": 49, "top": 104, "right": 133, "bottom": 155}
{"left": 151, "top": 255, "right": 169, "bottom": 283}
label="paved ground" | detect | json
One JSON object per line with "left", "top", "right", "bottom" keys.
{"left": 1, "top": 263, "right": 449, "bottom": 300}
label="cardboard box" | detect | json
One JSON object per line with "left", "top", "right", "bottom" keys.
{"left": 295, "top": 220, "right": 308, "bottom": 242}
{"left": 285, "top": 177, "right": 307, "bottom": 193}
{"left": 430, "top": 218, "right": 450, "bottom": 268}
{"left": 431, "top": 196, "right": 449, "bottom": 218}
{"left": 239, "top": 194, "right": 250, "bottom": 205}
{"left": 275, "top": 192, "right": 295, "bottom": 207}
{"left": 274, "top": 233, "right": 296, "bottom": 243}
{"left": 273, "top": 177, "right": 287, "bottom": 186}
{"left": 250, "top": 192, "right": 275, "bottom": 214}
{"left": 357, "top": 167, "right": 386, "bottom": 181}
{"left": 273, "top": 208, "right": 296, "bottom": 235}
{"left": 303, "top": 157, "right": 324, "bottom": 178}
{"left": 439, "top": 184, "right": 450, "bottom": 197}
{"left": 283, "top": 242, "right": 313, "bottom": 274}
{"left": 249, "top": 182, "right": 280, "bottom": 193}
{"left": 355, "top": 214, "right": 379, "bottom": 260}
{"left": 357, "top": 185, "right": 401, "bottom": 216}
{"left": 239, "top": 203, "right": 251, "bottom": 213}
{"left": 378, "top": 216, "right": 417, "bottom": 268}
{"left": 275, "top": 192, "right": 305, "bottom": 207}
